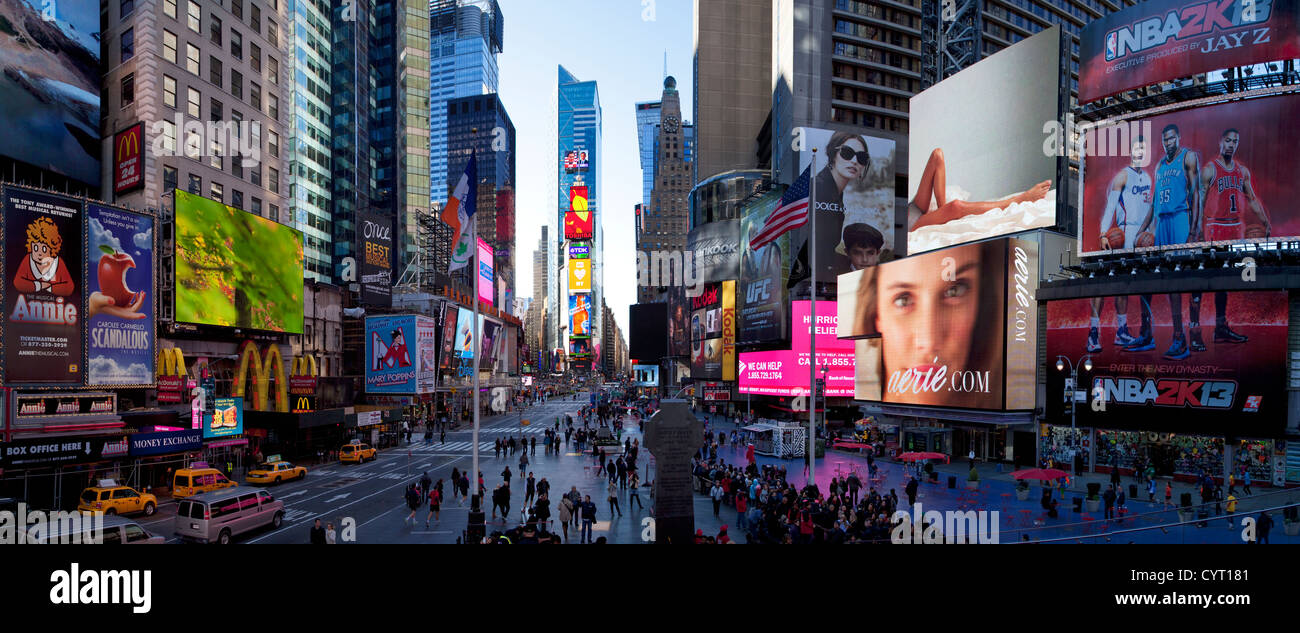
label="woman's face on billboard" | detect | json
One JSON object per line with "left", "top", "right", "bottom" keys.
{"left": 876, "top": 248, "right": 982, "bottom": 404}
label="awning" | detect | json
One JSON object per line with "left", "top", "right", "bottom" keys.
{"left": 861, "top": 404, "right": 1035, "bottom": 427}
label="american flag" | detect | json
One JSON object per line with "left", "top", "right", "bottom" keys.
{"left": 750, "top": 166, "right": 811, "bottom": 251}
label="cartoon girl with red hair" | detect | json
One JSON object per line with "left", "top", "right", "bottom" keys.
{"left": 14, "top": 217, "right": 74, "bottom": 296}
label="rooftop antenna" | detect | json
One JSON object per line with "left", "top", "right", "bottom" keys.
{"left": 664, "top": 51, "right": 667, "bottom": 79}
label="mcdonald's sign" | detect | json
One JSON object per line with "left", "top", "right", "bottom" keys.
{"left": 292, "top": 395, "right": 316, "bottom": 414}
{"left": 233, "top": 340, "right": 289, "bottom": 412}
{"left": 156, "top": 347, "right": 187, "bottom": 403}
{"left": 290, "top": 354, "right": 318, "bottom": 395}
{"left": 113, "top": 122, "right": 145, "bottom": 195}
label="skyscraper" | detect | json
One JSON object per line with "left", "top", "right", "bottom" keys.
{"left": 444, "top": 93, "right": 516, "bottom": 305}
{"left": 635, "top": 100, "right": 662, "bottom": 208}
{"left": 429, "top": 0, "right": 504, "bottom": 206}
{"left": 287, "top": 0, "right": 334, "bottom": 282}
{"left": 556, "top": 65, "right": 602, "bottom": 375}
{"left": 692, "top": 0, "right": 772, "bottom": 185}
{"left": 638, "top": 77, "right": 691, "bottom": 304}
{"left": 330, "top": 0, "right": 376, "bottom": 286}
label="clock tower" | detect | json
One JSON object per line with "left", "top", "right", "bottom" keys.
{"left": 638, "top": 76, "right": 692, "bottom": 303}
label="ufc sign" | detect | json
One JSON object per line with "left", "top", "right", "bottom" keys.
{"left": 745, "top": 280, "right": 771, "bottom": 304}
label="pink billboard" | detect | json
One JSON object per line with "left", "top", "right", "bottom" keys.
{"left": 477, "top": 237, "right": 494, "bottom": 306}
{"left": 739, "top": 301, "right": 855, "bottom": 397}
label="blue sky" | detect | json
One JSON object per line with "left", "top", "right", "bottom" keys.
{"left": 496, "top": 0, "right": 694, "bottom": 337}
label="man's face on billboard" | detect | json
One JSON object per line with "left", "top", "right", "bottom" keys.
{"left": 1162, "top": 129, "right": 1180, "bottom": 159}
{"left": 849, "top": 245, "right": 879, "bottom": 271}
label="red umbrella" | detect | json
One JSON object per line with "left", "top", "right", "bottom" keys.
{"left": 899, "top": 451, "right": 948, "bottom": 463}
{"left": 1010, "top": 468, "right": 1070, "bottom": 481}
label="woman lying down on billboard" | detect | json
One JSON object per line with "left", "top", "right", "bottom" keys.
{"left": 906, "top": 147, "right": 1053, "bottom": 252}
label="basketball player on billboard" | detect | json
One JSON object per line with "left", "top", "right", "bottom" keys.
{"left": 1088, "top": 138, "right": 1150, "bottom": 353}
{"left": 1186, "top": 128, "right": 1270, "bottom": 349}
{"left": 1132, "top": 124, "right": 1199, "bottom": 360}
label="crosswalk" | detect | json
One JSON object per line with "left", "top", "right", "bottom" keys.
{"left": 406, "top": 441, "right": 497, "bottom": 453}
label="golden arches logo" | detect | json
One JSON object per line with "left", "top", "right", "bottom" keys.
{"left": 292, "top": 354, "right": 318, "bottom": 377}
{"left": 233, "top": 340, "right": 289, "bottom": 412}
{"left": 117, "top": 127, "right": 140, "bottom": 162}
{"left": 294, "top": 396, "right": 313, "bottom": 412}
{"left": 157, "top": 347, "right": 187, "bottom": 378}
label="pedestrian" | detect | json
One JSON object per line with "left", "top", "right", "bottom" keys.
{"left": 519, "top": 451, "right": 529, "bottom": 474}
{"left": 1243, "top": 469, "right": 1252, "bottom": 495}
{"left": 905, "top": 476, "right": 919, "bottom": 508}
{"left": 404, "top": 484, "right": 422, "bottom": 525}
{"left": 1257, "top": 511, "right": 1273, "bottom": 544}
{"left": 451, "top": 467, "right": 462, "bottom": 503}
{"left": 310, "top": 519, "right": 326, "bottom": 544}
{"left": 326, "top": 522, "right": 337, "bottom": 544}
{"left": 1164, "top": 482, "right": 1173, "bottom": 509}
{"left": 419, "top": 471, "right": 431, "bottom": 496}
{"left": 502, "top": 466, "right": 512, "bottom": 485}
{"left": 494, "top": 438, "right": 502, "bottom": 459}
{"left": 439, "top": 427, "right": 446, "bottom": 444}
{"left": 1146, "top": 477, "right": 1155, "bottom": 504}
{"left": 628, "top": 473, "right": 643, "bottom": 511}
{"left": 1103, "top": 485, "right": 1116, "bottom": 520}
{"left": 425, "top": 485, "right": 442, "bottom": 526}
{"left": 580, "top": 495, "right": 597, "bottom": 543}
{"left": 568, "top": 486, "right": 583, "bottom": 530}
{"left": 1225, "top": 493, "right": 1237, "bottom": 528}
{"left": 617, "top": 457, "right": 628, "bottom": 490}
{"left": 558, "top": 493, "right": 574, "bottom": 542}
{"left": 1228, "top": 472, "right": 1236, "bottom": 495}
{"left": 525, "top": 472, "right": 536, "bottom": 505}
{"left": 608, "top": 479, "right": 622, "bottom": 517}
{"left": 710, "top": 481, "right": 724, "bottom": 517}
{"left": 735, "top": 487, "right": 747, "bottom": 532}
{"left": 531, "top": 436, "right": 536, "bottom": 455}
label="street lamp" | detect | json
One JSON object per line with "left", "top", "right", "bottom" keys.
{"left": 1055, "top": 354, "right": 1092, "bottom": 475}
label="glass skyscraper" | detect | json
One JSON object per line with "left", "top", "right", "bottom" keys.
{"left": 330, "top": 0, "right": 377, "bottom": 285}
{"left": 429, "top": 0, "right": 503, "bottom": 206}
{"left": 635, "top": 101, "right": 661, "bottom": 208}
{"left": 287, "top": 0, "right": 335, "bottom": 282}
{"left": 556, "top": 65, "right": 602, "bottom": 374}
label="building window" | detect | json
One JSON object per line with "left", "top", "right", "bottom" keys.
{"left": 250, "top": 162, "right": 261, "bottom": 186}
{"left": 160, "top": 119, "right": 177, "bottom": 153}
{"left": 121, "top": 73, "right": 135, "bottom": 106}
{"left": 267, "top": 56, "right": 278, "bottom": 84}
{"left": 231, "top": 30, "right": 242, "bottom": 59}
{"left": 267, "top": 21, "right": 277, "bottom": 47}
{"left": 232, "top": 189, "right": 243, "bottom": 209}
{"left": 250, "top": 82, "right": 260, "bottom": 109}
{"left": 186, "top": 43, "right": 200, "bottom": 75}
{"left": 210, "top": 15, "right": 222, "bottom": 44}
{"left": 209, "top": 56, "right": 222, "bottom": 88}
{"left": 184, "top": 125, "right": 201, "bottom": 159}
{"left": 251, "top": 4, "right": 261, "bottom": 32}
{"left": 268, "top": 94, "right": 278, "bottom": 120}
{"left": 232, "top": 0, "right": 242, "bottom": 19}
{"left": 251, "top": 197, "right": 262, "bottom": 216}
{"left": 267, "top": 130, "right": 278, "bottom": 157}
{"left": 163, "top": 165, "right": 178, "bottom": 192}
{"left": 231, "top": 69, "right": 243, "bottom": 99}
{"left": 163, "top": 30, "right": 177, "bottom": 64}
{"left": 209, "top": 97, "right": 222, "bottom": 121}
{"left": 187, "top": 173, "right": 201, "bottom": 194}
{"left": 163, "top": 75, "right": 176, "bottom": 108}
{"left": 186, "top": 86, "right": 200, "bottom": 118}
{"left": 269, "top": 204, "right": 279, "bottom": 223}
{"left": 210, "top": 182, "right": 223, "bottom": 201}
{"left": 186, "top": 0, "right": 201, "bottom": 33}
{"left": 164, "top": 0, "right": 176, "bottom": 19}
{"left": 120, "top": 27, "right": 135, "bottom": 62}
{"left": 268, "top": 166, "right": 279, "bottom": 193}
{"left": 250, "top": 43, "right": 261, "bottom": 72}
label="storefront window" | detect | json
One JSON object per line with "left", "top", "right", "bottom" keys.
{"left": 1039, "top": 425, "right": 1089, "bottom": 469}
{"left": 1233, "top": 439, "right": 1273, "bottom": 484}
{"left": 1096, "top": 430, "right": 1224, "bottom": 478}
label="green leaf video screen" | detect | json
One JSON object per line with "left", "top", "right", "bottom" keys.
{"left": 174, "top": 190, "right": 304, "bottom": 333}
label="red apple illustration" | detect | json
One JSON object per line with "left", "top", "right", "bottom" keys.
{"left": 97, "top": 244, "right": 138, "bottom": 307}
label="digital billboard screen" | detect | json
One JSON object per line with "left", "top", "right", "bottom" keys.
{"left": 792, "top": 129, "right": 898, "bottom": 284}
{"left": 632, "top": 364, "right": 659, "bottom": 387}
{"left": 739, "top": 186, "right": 792, "bottom": 345}
{"left": 564, "top": 150, "right": 589, "bottom": 173}
{"left": 174, "top": 190, "right": 304, "bottom": 333}
{"left": 570, "top": 294, "right": 592, "bottom": 337}
{"left": 358, "top": 211, "right": 394, "bottom": 307}
{"left": 907, "top": 27, "right": 1061, "bottom": 255}
{"left": 0, "top": 0, "right": 101, "bottom": 187}
{"left": 365, "top": 315, "right": 417, "bottom": 394}
{"left": 2, "top": 187, "right": 84, "bottom": 384}
{"left": 569, "top": 258, "right": 592, "bottom": 293}
{"left": 568, "top": 242, "right": 591, "bottom": 259}
{"left": 738, "top": 301, "right": 855, "bottom": 397}
{"left": 1045, "top": 291, "right": 1287, "bottom": 433}
{"left": 480, "top": 316, "right": 502, "bottom": 370}
{"left": 477, "top": 237, "right": 494, "bottom": 306}
{"left": 113, "top": 123, "right": 145, "bottom": 196}
{"left": 629, "top": 303, "right": 668, "bottom": 361}
{"left": 1079, "top": 0, "right": 1300, "bottom": 104}
{"left": 688, "top": 219, "right": 742, "bottom": 284}
{"left": 86, "top": 203, "right": 155, "bottom": 386}
{"left": 565, "top": 186, "right": 593, "bottom": 239}
{"left": 840, "top": 238, "right": 1039, "bottom": 410}
{"left": 440, "top": 304, "right": 460, "bottom": 369}
{"left": 1080, "top": 94, "right": 1300, "bottom": 256}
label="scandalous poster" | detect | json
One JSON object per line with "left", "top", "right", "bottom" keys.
{"left": 86, "top": 203, "right": 155, "bottom": 386}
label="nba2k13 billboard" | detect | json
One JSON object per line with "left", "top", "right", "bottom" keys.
{"left": 1079, "top": 0, "right": 1300, "bottom": 104}
{"left": 1045, "top": 291, "right": 1287, "bottom": 433}
{"left": 1079, "top": 94, "right": 1300, "bottom": 256}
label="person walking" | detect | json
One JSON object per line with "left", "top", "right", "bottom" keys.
{"left": 905, "top": 476, "right": 919, "bottom": 508}
{"left": 1103, "top": 485, "right": 1116, "bottom": 521}
{"left": 1146, "top": 477, "right": 1156, "bottom": 504}
{"left": 1164, "top": 482, "right": 1173, "bottom": 509}
{"left": 525, "top": 472, "right": 536, "bottom": 505}
{"left": 310, "top": 519, "right": 326, "bottom": 544}
{"left": 628, "top": 473, "right": 643, "bottom": 511}
{"left": 419, "top": 471, "right": 432, "bottom": 497}
{"left": 501, "top": 466, "right": 512, "bottom": 486}
{"left": 617, "top": 457, "right": 628, "bottom": 490}
{"left": 404, "top": 484, "right": 422, "bottom": 525}
{"left": 1257, "top": 511, "right": 1273, "bottom": 544}
{"left": 580, "top": 495, "right": 597, "bottom": 544}
{"left": 451, "top": 467, "right": 462, "bottom": 503}
{"left": 1225, "top": 493, "right": 1238, "bottom": 528}
{"left": 531, "top": 436, "right": 536, "bottom": 455}
{"left": 494, "top": 438, "right": 502, "bottom": 459}
{"left": 325, "top": 522, "right": 337, "bottom": 544}
{"left": 710, "top": 481, "right": 724, "bottom": 517}
{"left": 519, "top": 451, "right": 529, "bottom": 476}
{"left": 607, "top": 479, "right": 622, "bottom": 518}
{"left": 1243, "top": 469, "right": 1252, "bottom": 495}
{"left": 425, "top": 485, "right": 442, "bottom": 527}
{"left": 1228, "top": 472, "right": 1236, "bottom": 496}
{"left": 558, "top": 494, "right": 574, "bottom": 543}
{"left": 735, "top": 487, "right": 747, "bottom": 532}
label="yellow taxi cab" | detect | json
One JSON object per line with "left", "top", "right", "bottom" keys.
{"left": 246, "top": 459, "right": 307, "bottom": 484}
{"left": 77, "top": 481, "right": 159, "bottom": 517}
{"left": 339, "top": 442, "right": 377, "bottom": 464}
{"left": 172, "top": 466, "right": 237, "bottom": 498}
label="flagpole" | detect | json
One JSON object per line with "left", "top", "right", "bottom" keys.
{"left": 470, "top": 134, "right": 482, "bottom": 510}
{"left": 808, "top": 148, "right": 817, "bottom": 490}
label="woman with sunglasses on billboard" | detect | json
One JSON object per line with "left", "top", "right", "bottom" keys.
{"left": 851, "top": 241, "right": 1004, "bottom": 409}
{"left": 811, "top": 134, "right": 872, "bottom": 276}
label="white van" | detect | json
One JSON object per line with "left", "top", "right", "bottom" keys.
{"left": 174, "top": 488, "right": 284, "bottom": 544}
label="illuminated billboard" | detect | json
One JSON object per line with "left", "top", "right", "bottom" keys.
{"left": 570, "top": 294, "right": 592, "bottom": 337}
{"left": 565, "top": 186, "right": 593, "bottom": 239}
{"left": 1080, "top": 94, "right": 1300, "bottom": 256}
{"left": 365, "top": 315, "right": 417, "bottom": 394}
{"left": 569, "top": 258, "right": 592, "bottom": 293}
{"left": 1046, "top": 291, "right": 1287, "bottom": 433}
{"left": 86, "top": 203, "right": 155, "bottom": 386}
{"left": 174, "top": 190, "right": 304, "bottom": 333}
{"left": 568, "top": 243, "right": 591, "bottom": 259}
{"left": 477, "top": 237, "right": 494, "bottom": 306}
{"left": 739, "top": 186, "right": 792, "bottom": 345}
{"left": 1079, "top": 0, "right": 1300, "bottom": 104}
{"left": 840, "top": 238, "right": 1039, "bottom": 410}
{"left": 907, "top": 27, "right": 1061, "bottom": 255}
{"left": 113, "top": 123, "right": 145, "bottom": 196}
{"left": 738, "top": 301, "right": 855, "bottom": 397}
{"left": 0, "top": 0, "right": 101, "bottom": 186}
{"left": 564, "top": 150, "right": 590, "bottom": 173}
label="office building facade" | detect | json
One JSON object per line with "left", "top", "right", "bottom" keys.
{"left": 429, "top": 0, "right": 503, "bottom": 206}
{"left": 444, "top": 93, "right": 516, "bottom": 306}
{"left": 555, "top": 66, "right": 603, "bottom": 375}
{"left": 287, "top": 0, "right": 334, "bottom": 281}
